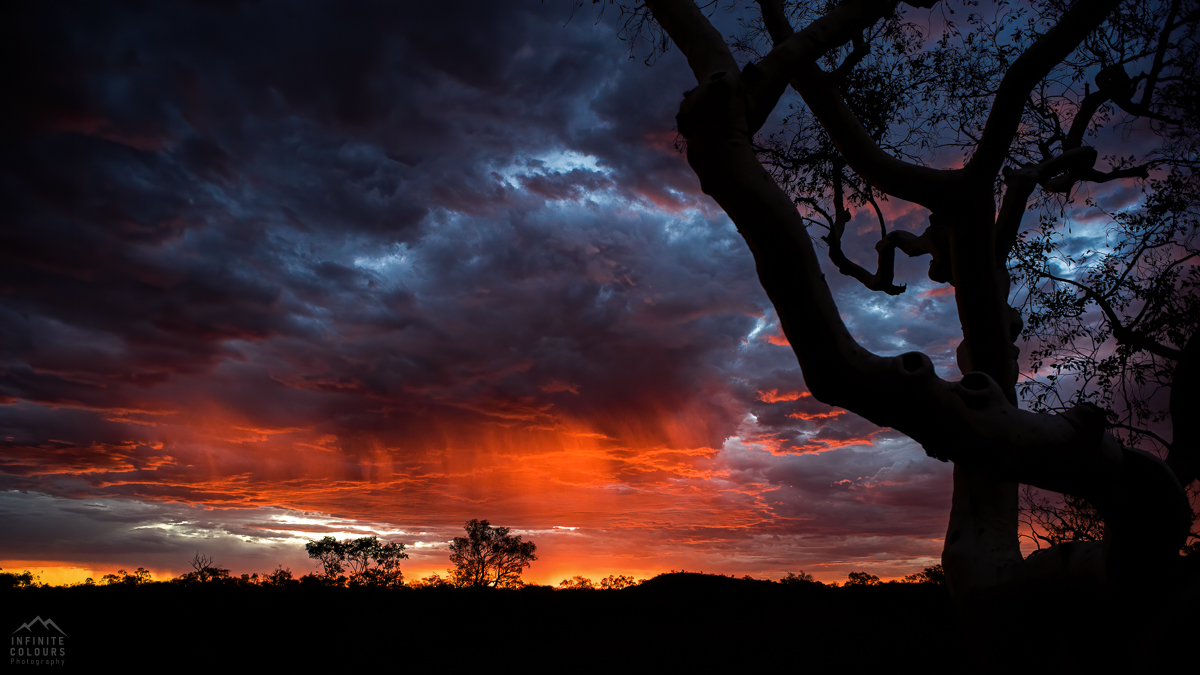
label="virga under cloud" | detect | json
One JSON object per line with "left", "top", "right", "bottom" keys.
{"left": 0, "top": 0, "right": 964, "bottom": 583}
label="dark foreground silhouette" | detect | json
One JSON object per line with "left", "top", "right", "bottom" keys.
{"left": 3, "top": 573, "right": 947, "bottom": 669}
{"left": 4, "top": 572, "right": 1190, "bottom": 671}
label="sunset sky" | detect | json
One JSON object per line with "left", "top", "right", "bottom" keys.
{"left": 4, "top": 0, "right": 1146, "bottom": 587}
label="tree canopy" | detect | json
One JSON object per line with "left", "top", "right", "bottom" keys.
{"left": 305, "top": 535, "right": 408, "bottom": 588}
{"left": 448, "top": 519, "right": 538, "bottom": 588}
{"left": 844, "top": 571, "right": 881, "bottom": 586}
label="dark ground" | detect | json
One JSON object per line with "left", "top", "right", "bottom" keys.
{"left": 4, "top": 572, "right": 1187, "bottom": 672}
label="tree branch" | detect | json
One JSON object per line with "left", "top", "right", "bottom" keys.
{"left": 1109, "top": 422, "right": 1173, "bottom": 450}
{"left": 1040, "top": 164, "right": 1151, "bottom": 193}
{"left": 648, "top": 0, "right": 1190, "bottom": 600}
{"left": 672, "top": 57, "right": 1185, "bottom": 539}
{"left": 967, "top": 0, "right": 1123, "bottom": 182}
{"left": 642, "top": 0, "right": 739, "bottom": 81}
{"left": 739, "top": 1, "right": 963, "bottom": 207}
{"left": 1044, "top": 272, "right": 1184, "bottom": 361}
{"left": 865, "top": 191, "right": 887, "bottom": 237}
{"left": 822, "top": 165, "right": 907, "bottom": 295}
{"left": 648, "top": 0, "right": 959, "bottom": 206}
{"left": 832, "top": 33, "right": 870, "bottom": 81}
{"left": 1097, "top": 65, "right": 1182, "bottom": 124}
{"left": 1138, "top": 0, "right": 1183, "bottom": 113}
{"left": 789, "top": 62, "right": 961, "bottom": 208}
{"left": 754, "top": 0, "right": 793, "bottom": 45}
{"left": 744, "top": 0, "right": 902, "bottom": 135}
{"left": 995, "top": 146, "right": 1136, "bottom": 260}
{"left": 1063, "top": 88, "right": 1109, "bottom": 151}
{"left": 886, "top": 221, "right": 952, "bottom": 283}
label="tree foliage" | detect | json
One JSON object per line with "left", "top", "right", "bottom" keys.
{"left": 558, "top": 575, "right": 596, "bottom": 589}
{"left": 102, "top": 567, "right": 152, "bottom": 586}
{"left": 448, "top": 519, "right": 538, "bottom": 588}
{"left": 0, "top": 568, "right": 38, "bottom": 589}
{"left": 779, "top": 570, "right": 818, "bottom": 585}
{"left": 845, "top": 571, "right": 882, "bottom": 586}
{"left": 305, "top": 535, "right": 408, "bottom": 588}
{"left": 261, "top": 566, "right": 297, "bottom": 588}
{"left": 600, "top": 574, "right": 640, "bottom": 590}
{"left": 412, "top": 572, "right": 455, "bottom": 588}
{"left": 902, "top": 564, "right": 946, "bottom": 585}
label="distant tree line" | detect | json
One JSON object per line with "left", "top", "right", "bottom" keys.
{"left": 1, "top": 523, "right": 945, "bottom": 591}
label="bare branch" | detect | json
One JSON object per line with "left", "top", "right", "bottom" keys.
{"left": 865, "top": 191, "right": 887, "bottom": 237}
{"left": 822, "top": 165, "right": 906, "bottom": 295}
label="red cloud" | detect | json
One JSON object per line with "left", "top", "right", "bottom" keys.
{"left": 917, "top": 285, "right": 955, "bottom": 299}
{"left": 757, "top": 389, "right": 810, "bottom": 403}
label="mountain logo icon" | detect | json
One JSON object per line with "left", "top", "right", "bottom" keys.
{"left": 11, "top": 616, "right": 67, "bottom": 636}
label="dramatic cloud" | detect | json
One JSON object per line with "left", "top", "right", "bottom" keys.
{"left": 0, "top": 0, "right": 968, "bottom": 584}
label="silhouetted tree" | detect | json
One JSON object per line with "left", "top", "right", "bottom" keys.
{"left": 600, "top": 574, "right": 639, "bottom": 589}
{"left": 413, "top": 572, "right": 455, "bottom": 589}
{"left": 345, "top": 537, "right": 408, "bottom": 588}
{"left": 179, "top": 552, "right": 231, "bottom": 584}
{"left": 305, "top": 535, "right": 408, "bottom": 587}
{"left": 262, "top": 565, "right": 297, "bottom": 588}
{"left": 902, "top": 564, "right": 946, "bottom": 585}
{"left": 102, "top": 567, "right": 152, "bottom": 585}
{"left": 845, "top": 571, "right": 881, "bottom": 586}
{"left": 779, "top": 571, "right": 817, "bottom": 585}
{"left": 599, "top": 0, "right": 1196, "bottom": 609}
{"left": 0, "top": 568, "right": 37, "bottom": 589}
{"left": 448, "top": 519, "right": 538, "bottom": 588}
{"left": 305, "top": 536, "right": 348, "bottom": 585}
{"left": 1018, "top": 485, "right": 1105, "bottom": 554}
{"left": 558, "top": 575, "right": 596, "bottom": 589}
{"left": 1010, "top": 164, "right": 1200, "bottom": 550}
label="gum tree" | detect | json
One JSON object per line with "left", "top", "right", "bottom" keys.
{"left": 603, "top": 0, "right": 1197, "bottom": 607}
{"left": 305, "top": 535, "right": 409, "bottom": 587}
{"left": 449, "top": 519, "right": 538, "bottom": 588}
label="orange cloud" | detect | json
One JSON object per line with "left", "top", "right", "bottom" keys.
{"left": 757, "top": 389, "right": 810, "bottom": 403}
{"left": 766, "top": 332, "right": 790, "bottom": 346}
{"left": 786, "top": 411, "right": 844, "bottom": 420}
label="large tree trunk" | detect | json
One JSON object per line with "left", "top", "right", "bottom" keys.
{"left": 641, "top": 0, "right": 1191, "bottom": 612}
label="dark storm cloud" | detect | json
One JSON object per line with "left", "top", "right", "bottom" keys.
{"left": 1, "top": 0, "right": 705, "bottom": 413}
{"left": 1, "top": 0, "right": 964, "bottom": 578}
